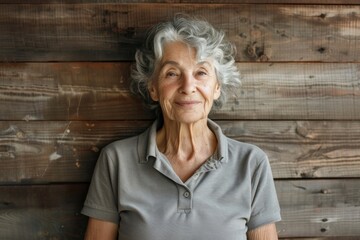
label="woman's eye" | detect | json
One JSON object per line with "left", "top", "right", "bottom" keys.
{"left": 166, "top": 72, "right": 178, "bottom": 78}
{"left": 197, "top": 71, "right": 208, "bottom": 77}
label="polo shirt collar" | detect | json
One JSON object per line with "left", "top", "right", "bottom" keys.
{"left": 138, "top": 118, "right": 228, "bottom": 164}
{"left": 207, "top": 118, "right": 229, "bottom": 164}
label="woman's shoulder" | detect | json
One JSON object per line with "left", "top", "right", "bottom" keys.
{"left": 224, "top": 137, "right": 273, "bottom": 181}
{"left": 101, "top": 136, "right": 142, "bottom": 163}
{"left": 99, "top": 125, "right": 153, "bottom": 163}
{"left": 104, "top": 134, "right": 140, "bottom": 152}
{"left": 226, "top": 137, "right": 268, "bottom": 163}
{"left": 227, "top": 136, "right": 265, "bottom": 153}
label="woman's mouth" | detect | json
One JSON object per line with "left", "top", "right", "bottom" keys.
{"left": 175, "top": 100, "right": 202, "bottom": 107}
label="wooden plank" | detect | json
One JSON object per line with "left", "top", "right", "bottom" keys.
{"left": 0, "top": 62, "right": 154, "bottom": 121}
{"left": 280, "top": 238, "right": 360, "bottom": 240}
{"left": 1, "top": 4, "right": 360, "bottom": 62}
{"left": 0, "top": 120, "right": 151, "bottom": 183}
{"left": 221, "top": 120, "right": 360, "bottom": 179}
{"left": 0, "top": 0, "right": 359, "bottom": 4}
{"left": 0, "top": 184, "right": 88, "bottom": 240}
{"left": 276, "top": 180, "right": 360, "bottom": 237}
{"left": 1, "top": 62, "right": 360, "bottom": 121}
{"left": 1, "top": 120, "right": 360, "bottom": 183}
{"left": 1, "top": 180, "right": 359, "bottom": 239}
{"left": 184, "top": 0, "right": 360, "bottom": 3}
{"left": 224, "top": 62, "right": 360, "bottom": 120}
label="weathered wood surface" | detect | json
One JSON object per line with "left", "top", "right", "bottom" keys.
{"left": 281, "top": 238, "right": 360, "bottom": 240}
{"left": 226, "top": 63, "right": 360, "bottom": 120}
{"left": 0, "top": 62, "right": 153, "bottom": 121}
{"left": 1, "top": 1, "right": 359, "bottom": 239}
{"left": 1, "top": 180, "right": 359, "bottom": 239}
{"left": 1, "top": 4, "right": 360, "bottom": 62}
{"left": 0, "top": 0, "right": 359, "bottom": 4}
{"left": 221, "top": 120, "right": 360, "bottom": 179}
{"left": 0, "top": 120, "right": 150, "bottom": 183}
{"left": 184, "top": 0, "right": 360, "bottom": 3}
{"left": 1, "top": 62, "right": 360, "bottom": 121}
{"left": 0, "top": 184, "right": 88, "bottom": 240}
{"left": 1, "top": 120, "right": 360, "bottom": 183}
{"left": 277, "top": 180, "right": 360, "bottom": 237}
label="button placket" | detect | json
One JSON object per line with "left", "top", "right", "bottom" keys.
{"left": 177, "top": 185, "right": 192, "bottom": 212}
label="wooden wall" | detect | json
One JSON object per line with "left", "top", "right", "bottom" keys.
{"left": 0, "top": 1, "right": 360, "bottom": 239}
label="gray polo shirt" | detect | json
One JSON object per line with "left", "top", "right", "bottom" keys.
{"left": 82, "top": 119, "right": 281, "bottom": 240}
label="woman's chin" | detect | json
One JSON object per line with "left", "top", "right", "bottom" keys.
{"left": 165, "top": 112, "right": 208, "bottom": 125}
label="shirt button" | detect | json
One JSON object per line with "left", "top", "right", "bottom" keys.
{"left": 183, "top": 191, "right": 190, "bottom": 198}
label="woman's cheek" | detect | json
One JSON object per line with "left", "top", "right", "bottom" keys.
{"left": 200, "top": 85, "right": 214, "bottom": 102}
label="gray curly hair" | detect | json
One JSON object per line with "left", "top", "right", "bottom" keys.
{"left": 130, "top": 14, "right": 241, "bottom": 113}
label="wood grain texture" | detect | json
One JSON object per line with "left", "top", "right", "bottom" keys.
{"left": 0, "top": 120, "right": 150, "bottom": 183}
{"left": 0, "top": 4, "right": 360, "bottom": 62}
{"left": 1, "top": 1, "right": 360, "bottom": 239}
{"left": 0, "top": 62, "right": 153, "bottom": 121}
{"left": 1, "top": 120, "right": 360, "bottom": 183}
{"left": 221, "top": 120, "right": 360, "bottom": 179}
{"left": 0, "top": 184, "right": 88, "bottom": 240}
{"left": 1, "top": 0, "right": 359, "bottom": 4}
{"left": 280, "top": 238, "right": 360, "bottom": 240}
{"left": 1, "top": 180, "right": 359, "bottom": 239}
{"left": 183, "top": 0, "right": 360, "bottom": 3}
{"left": 225, "top": 63, "right": 360, "bottom": 120}
{"left": 277, "top": 180, "right": 360, "bottom": 237}
{"left": 1, "top": 62, "right": 360, "bottom": 121}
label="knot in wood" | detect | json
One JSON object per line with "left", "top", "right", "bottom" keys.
{"left": 246, "top": 42, "right": 269, "bottom": 61}
{"left": 319, "top": 13, "right": 327, "bottom": 19}
{"left": 320, "top": 189, "right": 329, "bottom": 194}
{"left": 259, "top": 54, "right": 269, "bottom": 62}
{"left": 246, "top": 44, "right": 257, "bottom": 58}
{"left": 16, "top": 130, "right": 25, "bottom": 139}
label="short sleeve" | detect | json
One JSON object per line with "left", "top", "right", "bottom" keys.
{"left": 247, "top": 155, "right": 281, "bottom": 230}
{"left": 81, "top": 149, "right": 120, "bottom": 224}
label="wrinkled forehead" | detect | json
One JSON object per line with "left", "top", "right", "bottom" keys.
{"left": 159, "top": 40, "right": 215, "bottom": 67}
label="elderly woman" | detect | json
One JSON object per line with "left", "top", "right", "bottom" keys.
{"left": 82, "top": 15, "right": 281, "bottom": 240}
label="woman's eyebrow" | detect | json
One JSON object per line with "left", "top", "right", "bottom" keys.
{"left": 160, "top": 60, "right": 212, "bottom": 69}
{"left": 160, "top": 60, "right": 180, "bottom": 68}
{"left": 197, "top": 61, "right": 212, "bottom": 68}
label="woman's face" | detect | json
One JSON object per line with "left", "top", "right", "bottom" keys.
{"left": 149, "top": 41, "right": 221, "bottom": 124}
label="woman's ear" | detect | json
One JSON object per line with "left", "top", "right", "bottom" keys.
{"left": 214, "top": 83, "right": 221, "bottom": 100}
{"left": 149, "top": 83, "right": 159, "bottom": 101}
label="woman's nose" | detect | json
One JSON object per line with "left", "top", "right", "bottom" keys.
{"left": 179, "top": 73, "right": 196, "bottom": 94}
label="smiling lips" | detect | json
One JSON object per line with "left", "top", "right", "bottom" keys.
{"left": 175, "top": 100, "right": 202, "bottom": 107}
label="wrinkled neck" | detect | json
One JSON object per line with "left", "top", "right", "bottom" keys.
{"left": 156, "top": 118, "right": 216, "bottom": 162}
